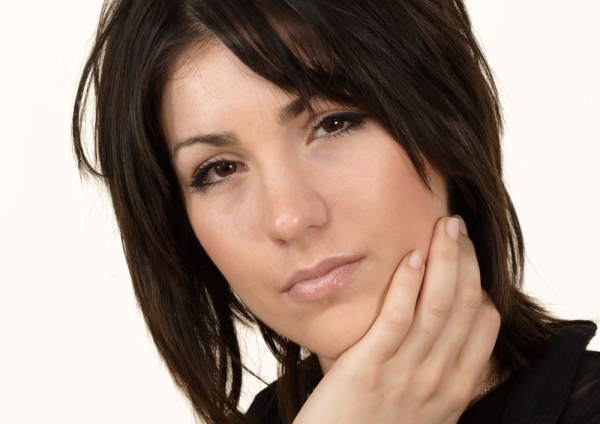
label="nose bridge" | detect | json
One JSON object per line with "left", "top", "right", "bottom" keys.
{"left": 261, "top": 160, "right": 328, "bottom": 243}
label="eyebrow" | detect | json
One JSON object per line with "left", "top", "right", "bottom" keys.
{"left": 171, "top": 97, "right": 308, "bottom": 157}
{"left": 172, "top": 132, "right": 238, "bottom": 157}
{"left": 278, "top": 97, "right": 307, "bottom": 124}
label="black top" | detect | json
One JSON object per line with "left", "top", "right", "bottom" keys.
{"left": 246, "top": 322, "right": 600, "bottom": 423}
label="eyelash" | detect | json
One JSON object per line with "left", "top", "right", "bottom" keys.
{"left": 189, "top": 111, "right": 368, "bottom": 193}
{"left": 311, "top": 111, "right": 368, "bottom": 143}
{"left": 190, "top": 155, "right": 233, "bottom": 194}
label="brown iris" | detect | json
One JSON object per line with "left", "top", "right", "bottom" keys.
{"left": 214, "top": 162, "right": 237, "bottom": 178}
{"left": 321, "top": 119, "right": 345, "bottom": 133}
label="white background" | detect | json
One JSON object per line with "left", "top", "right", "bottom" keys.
{"left": 1, "top": 1, "right": 599, "bottom": 422}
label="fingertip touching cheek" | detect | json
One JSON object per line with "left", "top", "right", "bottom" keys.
{"left": 161, "top": 42, "right": 448, "bottom": 370}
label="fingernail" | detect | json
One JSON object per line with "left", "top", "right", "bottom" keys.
{"left": 408, "top": 250, "right": 423, "bottom": 269}
{"left": 445, "top": 217, "right": 460, "bottom": 241}
{"left": 454, "top": 215, "right": 468, "bottom": 236}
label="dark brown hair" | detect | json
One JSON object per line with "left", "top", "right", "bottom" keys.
{"left": 73, "top": 0, "right": 569, "bottom": 422}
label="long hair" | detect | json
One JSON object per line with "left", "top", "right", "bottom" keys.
{"left": 73, "top": 0, "right": 568, "bottom": 422}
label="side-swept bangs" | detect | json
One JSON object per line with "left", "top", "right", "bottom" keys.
{"left": 194, "top": 0, "right": 502, "bottom": 186}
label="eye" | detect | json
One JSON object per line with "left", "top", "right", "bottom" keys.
{"left": 190, "top": 158, "right": 246, "bottom": 193}
{"left": 210, "top": 161, "right": 238, "bottom": 180}
{"left": 312, "top": 112, "right": 367, "bottom": 139}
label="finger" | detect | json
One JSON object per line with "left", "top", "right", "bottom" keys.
{"left": 456, "top": 298, "right": 501, "bottom": 391}
{"left": 353, "top": 249, "right": 425, "bottom": 363}
{"left": 398, "top": 216, "right": 461, "bottom": 363}
{"left": 425, "top": 219, "right": 482, "bottom": 365}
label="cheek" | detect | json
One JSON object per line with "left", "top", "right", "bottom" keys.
{"left": 186, "top": 196, "right": 284, "bottom": 325}
{"left": 188, "top": 207, "right": 264, "bottom": 313}
{"left": 186, "top": 198, "right": 257, "bottom": 283}
{"left": 383, "top": 163, "right": 448, "bottom": 251}
{"left": 332, "top": 147, "right": 447, "bottom": 260}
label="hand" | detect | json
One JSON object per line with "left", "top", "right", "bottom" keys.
{"left": 294, "top": 216, "right": 501, "bottom": 424}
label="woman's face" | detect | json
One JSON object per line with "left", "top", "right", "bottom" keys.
{"left": 161, "top": 43, "right": 448, "bottom": 371}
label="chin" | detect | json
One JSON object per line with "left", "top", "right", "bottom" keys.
{"left": 303, "top": 296, "right": 383, "bottom": 368}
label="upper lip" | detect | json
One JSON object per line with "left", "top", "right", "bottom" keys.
{"left": 282, "top": 255, "right": 363, "bottom": 292}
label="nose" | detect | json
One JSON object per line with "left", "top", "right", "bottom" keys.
{"left": 261, "top": 164, "right": 328, "bottom": 244}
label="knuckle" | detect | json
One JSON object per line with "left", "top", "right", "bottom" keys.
{"left": 485, "top": 303, "right": 501, "bottom": 323}
{"left": 427, "top": 370, "right": 444, "bottom": 390}
{"left": 462, "top": 260, "right": 482, "bottom": 284}
{"left": 417, "top": 368, "right": 444, "bottom": 399}
{"left": 479, "top": 303, "right": 502, "bottom": 331}
{"left": 390, "top": 372, "right": 413, "bottom": 396}
{"left": 490, "top": 309, "right": 502, "bottom": 329}
{"left": 458, "top": 286, "right": 482, "bottom": 311}
{"left": 430, "top": 237, "right": 460, "bottom": 263}
{"left": 436, "top": 244, "right": 460, "bottom": 263}
{"left": 427, "top": 296, "right": 453, "bottom": 319}
{"left": 354, "top": 368, "right": 381, "bottom": 393}
{"left": 418, "top": 325, "right": 437, "bottom": 340}
{"left": 411, "top": 382, "right": 431, "bottom": 402}
{"left": 394, "top": 273, "right": 420, "bottom": 291}
{"left": 381, "top": 309, "right": 413, "bottom": 332}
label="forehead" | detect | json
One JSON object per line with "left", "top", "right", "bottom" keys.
{"left": 160, "top": 42, "right": 293, "bottom": 150}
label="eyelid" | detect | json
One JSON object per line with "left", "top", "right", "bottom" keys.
{"left": 308, "top": 108, "right": 358, "bottom": 127}
{"left": 309, "top": 110, "right": 368, "bottom": 140}
{"left": 189, "top": 154, "right": 239, "bottom": 194}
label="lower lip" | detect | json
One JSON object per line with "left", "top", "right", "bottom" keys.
{"left": 284, "top": 259, "right": 362, "bottom": 303}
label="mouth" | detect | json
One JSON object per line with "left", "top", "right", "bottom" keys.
{"left": 283, "top": 256, "right": 364, "bottom": 303}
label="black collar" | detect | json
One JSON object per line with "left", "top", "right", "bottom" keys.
{"left": 248, "top": 322, "right": 598, "bottom": 424}
{"left": 500, "top": 321, "right": 597, "bottom": 423}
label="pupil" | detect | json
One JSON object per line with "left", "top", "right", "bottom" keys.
{"left": 325, "top": 120, "right": 343, "bottom": 132}
{"left": 215, "top": 162, "right": 236, "bottom": 177}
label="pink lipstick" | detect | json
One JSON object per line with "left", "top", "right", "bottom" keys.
{"left": 283, "top": 256, "right": 363, "bottom": 303}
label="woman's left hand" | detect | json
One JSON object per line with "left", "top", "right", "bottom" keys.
{"left": 293, "top": 216, "right": 501, "bottom": 424}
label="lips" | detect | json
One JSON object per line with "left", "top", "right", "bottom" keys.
{"left": 283, "top": 255, "right": 363, "bottom": 302}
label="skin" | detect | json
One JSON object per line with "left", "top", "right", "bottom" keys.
{"left": 162, "top": 42, "right": 500, "bottom": 421}
{"left": 294, "top": 218, "right": 500, "bottom": 423}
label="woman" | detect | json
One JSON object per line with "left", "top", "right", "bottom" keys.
{"left": 72, "top": 0, "right": 599, "bottom": 422}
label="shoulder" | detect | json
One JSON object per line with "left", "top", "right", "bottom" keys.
{"left": 500, "top": 321, "right": 600, "bottom": 423}
{"left": 245, "top": 382, "right": 283, "bottom": 424}
{"left": 560, "top": 349, "right": 600, "bottom": 423}
{"left": 245, "top": 354, "right": 322, "bottom": 423}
